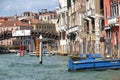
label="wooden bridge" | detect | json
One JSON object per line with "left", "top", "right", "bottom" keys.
{"left": 0, "top": 30, "right": 59, "bottom": 40}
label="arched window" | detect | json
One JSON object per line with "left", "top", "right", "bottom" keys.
{"left": 115, "top": 32, "right": 118, "bottom": 49}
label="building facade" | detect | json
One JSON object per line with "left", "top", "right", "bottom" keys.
{"left": 104, "top": 0, "right": 120, "bottom": 58}
{"left": 67, "top": 0, "right": 86, "bottom": 54}
{"left": 56, "top": 0, "right": 68, "bottom": 55}
{"left": 0, "top": 20, "right": 34, "bottom": 52}
{"left": 38, "top": 9, "right": 58, "bottom": 27}
{"left": 84, "top": 0, "right": 104, "bottom": 56}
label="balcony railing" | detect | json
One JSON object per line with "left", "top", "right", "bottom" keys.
{"left": 108, "top": 16, "right": 119, "bottom": 25}
{"left": 58, "top": 25, "right": 68, "bottom": 31}
{"left": 108, "top": 17, "right": 117, "bottom": 24}
{"left": 57, "top": 7, "right": 67, "bottom": 14}
{"left": 67, "top": 25, "right": 79, "bottom": 33}
{"left": 84, "top": 9, "right": 95, "bottom": 18}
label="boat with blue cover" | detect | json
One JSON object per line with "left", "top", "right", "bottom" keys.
{"left": 68, "top": 54, "right": 120, "bottom": 71}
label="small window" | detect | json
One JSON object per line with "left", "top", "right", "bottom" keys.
{"left": 44, "top": 17, "right": 46, "bottom": 19}
{"left": 86, "top": 0, "right": 89, "bottom": 2}
{"left": 51, "top": 15, "right": 52, "bottom": 19}
{"left": 100, "top": 0, "right": 104, "bottom": 9}
{"left": 105, "top": 7, "right": 107, "bottom": 19}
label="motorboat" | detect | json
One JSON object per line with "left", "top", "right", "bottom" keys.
{"left": 0, "top": 48, "right": 11, "bottom": 54}
{"left": 28, "top": 52, "right": 36, "bottom": 56}
{"left": 68, "top": 54, "right": 120, "bottom": 71}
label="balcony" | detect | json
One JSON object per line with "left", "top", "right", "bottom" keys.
{"left": 67, "top": 25, "right": 79, "bottom": 34}
{"left": 58, "top": 25, "right": 68, "bottom": 31}
{"left": 108, "top": 17, "right": 119, "bottom": 26}
{"left": 57, "top": 7, "right": 67, "bottom": 14}
{"left": 84, "top": 9, "right": 95, "bottom": 19}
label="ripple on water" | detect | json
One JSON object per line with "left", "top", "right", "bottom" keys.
{"left": 0, "top": 54, "right": 120, "bottom": 80}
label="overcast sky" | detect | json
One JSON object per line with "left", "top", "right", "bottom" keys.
{"left": 0, "top": 0, "right": 59, "bottom": 17}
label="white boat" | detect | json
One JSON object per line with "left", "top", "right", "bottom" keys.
{"left": 16, "top": 52, "right": 20, "bottom": 56}
{"left": 29, "top": 52, "right": 36, "bottom": 56}
{"left": 16, "top": 51, "right": 24, "bottom": 57}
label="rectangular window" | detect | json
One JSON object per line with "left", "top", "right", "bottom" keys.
{"left": 110, "top": 6, "right": 113, "bottom": 17}
{"left": 92, "top": 0, "right": 95, "bottom": 9}
{"left": 115, "top": 4, "right": 119, "bottom": 16}
{"left": 51, "top": 15, "right": 52, "bottom": 19}
{"left": 106, "top": 30, "right": 108, "bottom": 38}
{"left": 86, "top": 0, "right": 89, "bottom": 2}
{"left": 92, "top": 19, "right": 95, "bottom": 33}
{"left": 110, "top": 3, "right": 119, "bottom": 17}
{"left": 41, "top": 17, "right": 42, "bottom": 20}
{"left": 106, "top": 30, "right": 111, "bottom": 38}
{"left": 114, "top": 5, "right": 117, "bottom": 16}
{"left": 106, "top": 7, "right": 107, "bottom": 19}
{"left": 59, "top": 32, "right": 61, "bottom": 39}
{"left": 62, "top": 31, "right": 66, "bottom": 39}
{"left": 117, "top": 3, "right": 119, "bottom": 15}
{"left": 72, "top": 12, "right": 76, "bottom": 26}
{"left": 67, "top": 0, "right": 71, "bottom": 9}
{"left": 101, "top": 19, "right": 104, "bottom": 31}
{"left": 44, "top": 17, "right": 46, "bottom": 19}
{"left": 48, "top": 16, "right": 49, "bottom": 20}
{"left": 109, "top": 30, "right": 111, "bottom": 38}
{"left": 0, "top": 28, "right": 1, "bottom": 33}
{"left": 100, "top": 0, "right": 103, "bottom": 9}
{"left": 86, "top": 21, "right": 89, "bottom": 34}
{"left": 62, "top": 13, "right": 65, "bottom": 18}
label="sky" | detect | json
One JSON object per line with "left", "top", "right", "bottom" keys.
{"left": 0, "top": 0, "right": 59, "bottom": 17}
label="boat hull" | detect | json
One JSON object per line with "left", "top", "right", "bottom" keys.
{"left": 68, "top": 58, "right": 120, "bottom": 71}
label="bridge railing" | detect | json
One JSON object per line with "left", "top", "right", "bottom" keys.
{"left": 0, "top": 30, "right": 59, "bottom": 40}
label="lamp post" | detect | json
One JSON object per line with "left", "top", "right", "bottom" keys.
{"left": 39, "top": 35, "right": 43, "bottom": 64}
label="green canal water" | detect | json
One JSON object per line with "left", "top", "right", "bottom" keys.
{"left": 0, "top": 54, "right": 120, "bottom": 80}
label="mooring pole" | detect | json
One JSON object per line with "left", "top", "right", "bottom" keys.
{"left": 39, "top": 35, "right": 43, "bottom": 64}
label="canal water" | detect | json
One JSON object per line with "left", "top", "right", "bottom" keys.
{"left": 0, "top": 54, "right": 120, "bottom": 80}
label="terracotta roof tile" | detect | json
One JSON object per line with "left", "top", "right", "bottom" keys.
{"left": 25, "top": 18, "right": 39, "bottom": 24}
{"left": 0, "top": 20, "right": 31, "bottom": 27}
{"left": 20, "top": 18, "right": 44, "bottom": 25}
